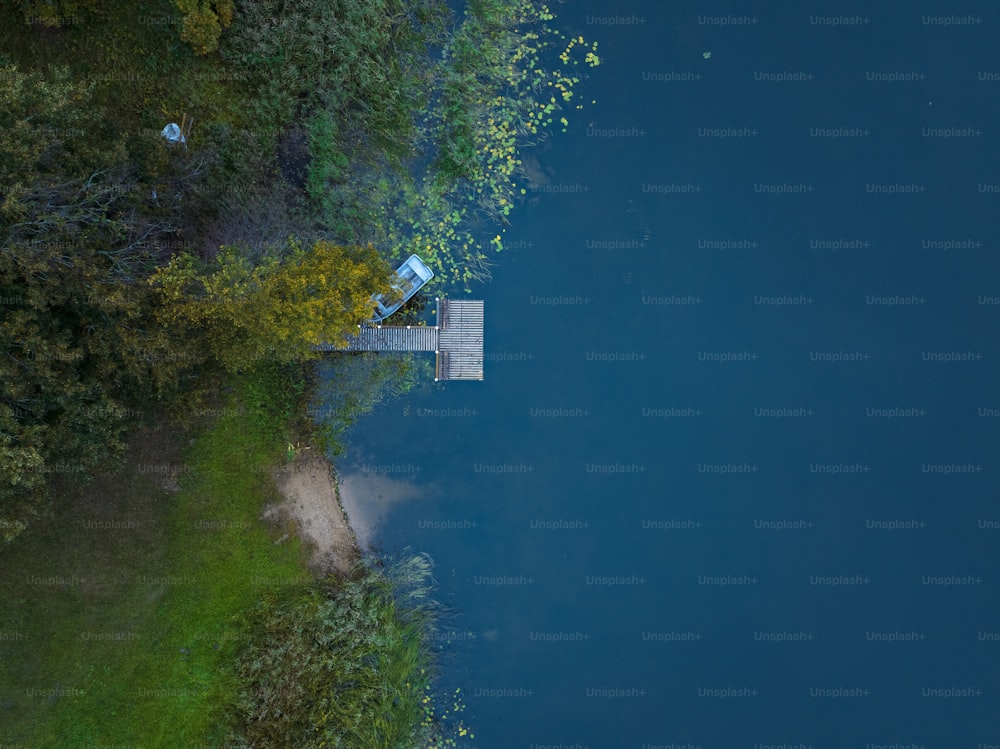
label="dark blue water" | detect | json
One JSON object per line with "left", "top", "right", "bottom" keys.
{"left": 329, "top": 2, "right": 1000, "bottom": 746}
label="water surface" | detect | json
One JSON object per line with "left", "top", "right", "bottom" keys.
{"left": 332, "top": 2, "right": 1000, "bottom": 745}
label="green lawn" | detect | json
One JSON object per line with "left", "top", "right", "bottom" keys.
{"left": 0, "top": 371, "right": 311, "bottom": 746}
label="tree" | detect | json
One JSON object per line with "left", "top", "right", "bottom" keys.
{"left": 0, "top": 64, "right": 206, "bottom": 541}
{"left": 174, "top": 0, "right": 235, "bottom": 55}
{"left": 149, "top": 240, "right": 394, "bottom": 371}
{"left": 0, "top": 64, "right": 188, "bottom": 280}
{"left": 13, "top": 0, "right": 98, "bottom": 27}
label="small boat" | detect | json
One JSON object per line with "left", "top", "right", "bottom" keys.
{"left": 370, "top": 254, "right": 434, "bottom": 322}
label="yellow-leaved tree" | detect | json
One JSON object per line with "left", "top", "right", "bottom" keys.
{"left": 174, "top": 0, "right": 234, "bottom": 55}
{"left": 149, "top": 240, "right": 393, "bottom": 371}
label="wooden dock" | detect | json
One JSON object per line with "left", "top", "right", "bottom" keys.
{"left": 317, "top": 298, "right": 484, "bottom": 381}
{"left": 436, "top": 299, "right": 484, "bottom": 381}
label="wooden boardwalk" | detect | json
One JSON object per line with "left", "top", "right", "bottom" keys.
{"left": 317, "top": 298, "right": 484, "bottom": 381}
{"left": 320, "top": 324, "right": 438, "bottom": 352}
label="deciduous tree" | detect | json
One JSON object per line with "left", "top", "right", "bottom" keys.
{"left": 174, "top": 0, "right": 235, "bottom": 55}
{"left": 150, "top": 239, "right": 393, "bottom": 371}
{"left": 0, "top": 63, "right": 205, "bottom": 541}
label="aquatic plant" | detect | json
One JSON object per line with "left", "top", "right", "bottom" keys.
{"left": 226, "top": 551, "right": 475, "bottom": 747}
{"left": 369, "top": 0, "right": 601, "bottom": 289}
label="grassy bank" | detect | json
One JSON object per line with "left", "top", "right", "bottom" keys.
{"left": 0, "top": 363, "right": 462, "bottom": 746}
{"left": 0, "top": 364, "right": 308, "bottom": 745}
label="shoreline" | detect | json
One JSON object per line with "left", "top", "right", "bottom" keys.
{"left": 267, "top": 452, "right": 362, "bottom": 577}
{"left": 268, "top": 449, "right": 427, "bottom": 578}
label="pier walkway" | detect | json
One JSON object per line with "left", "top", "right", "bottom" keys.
{"left": 316, "top": 298, "right": 484, "bottom": 381}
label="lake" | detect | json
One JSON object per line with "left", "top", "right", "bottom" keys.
{"left": 328, "top": 1, "right": 1000, "bottom": 745}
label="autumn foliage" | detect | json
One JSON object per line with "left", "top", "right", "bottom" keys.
{"left": 174, "top": 0, "right": 234, "bottom": 54}
{"left": 149, "top": 240, "right": 393, "bottom": 371}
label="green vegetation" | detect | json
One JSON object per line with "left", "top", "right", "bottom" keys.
{"left": 0, "top": 365, "right": 466, "bottom": 746}
{"left": 0, "top": 364, "right": 310, "bottom": 745}
{"left": 311, "top": 351, "right": 427, "bottom": 455}
{"left": 0, "top": 62, "right": 206, "bottom": 541}
{"left": 13, "top": 0, "right": 99, "bottom": 27}
{"left": 1, "top": 0, "right": 600, "bottom": 742}
{"left": 226, "top": 552, "right": 472, "bottom": 748}
{"left": 369, "top": 0, "right": 600, "bottom": 288}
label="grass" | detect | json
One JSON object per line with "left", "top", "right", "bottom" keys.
{"left": 0, "top": 363, "right": 311, "bottom": 746}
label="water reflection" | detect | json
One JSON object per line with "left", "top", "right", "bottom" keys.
{"left": 337, "top": 470, "right": 424, "bottom": 550}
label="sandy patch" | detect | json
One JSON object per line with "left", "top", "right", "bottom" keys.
{"left": 264, "top": 453, "right": 361, "bottom": 577}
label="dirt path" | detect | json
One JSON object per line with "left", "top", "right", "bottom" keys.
{"left": 264, "top": 453, "right": 360, "bottom": 577}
